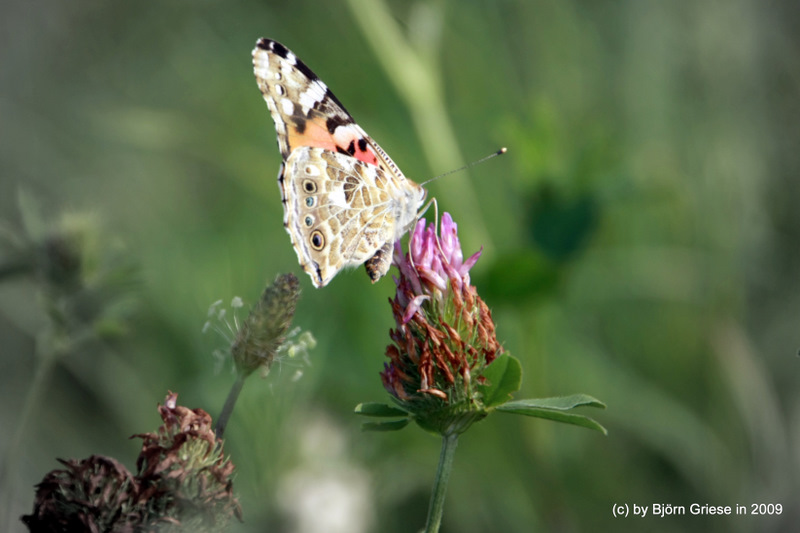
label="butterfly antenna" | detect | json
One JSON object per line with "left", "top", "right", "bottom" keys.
{"left": 419, "top": 147, "right": 507, "bottom": 187}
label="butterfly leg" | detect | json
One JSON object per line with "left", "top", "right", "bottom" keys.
{"left": 418, "top": 196, "right": 436, "bottom": 220}
{"left": 365, "top": 242, "right": 393, "bottom": 283}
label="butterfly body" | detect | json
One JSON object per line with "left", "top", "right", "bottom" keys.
{"left": 253, "top": 38, "right": 426, "bottom": 287}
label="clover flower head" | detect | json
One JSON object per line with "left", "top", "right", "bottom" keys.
{"left": 381, "top": 213, "right": 502, "bottom": 435}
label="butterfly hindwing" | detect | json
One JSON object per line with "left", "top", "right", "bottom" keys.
{"left": 282, "top": 147, "right": 399, "bottom": 287}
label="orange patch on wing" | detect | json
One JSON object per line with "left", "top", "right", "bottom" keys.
{"left": 288, "top": 116, "right": 381, "bottom": 167}
{"left": 287, "top": 116, "right": 338, "bottom": 152}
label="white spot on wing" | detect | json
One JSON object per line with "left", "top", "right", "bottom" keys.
{"left": 298, "top": 80, "right": 329, "bottom": 114}
{"left": 332, "top": 126, "right": 362, "bottom": 149}
{"left": 327, "top": 186, "right": 347, "bottom": 208}
{"left": 281, "top": 98, "right": 295, "bottom": 116}
{"left": 253, "top": 54, "right": 271, "bottom": 79}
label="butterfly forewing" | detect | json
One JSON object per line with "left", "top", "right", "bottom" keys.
{"left": 253, "top": 38, "right": 425, "bottom": 287}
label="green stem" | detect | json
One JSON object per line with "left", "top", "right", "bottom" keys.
{"left": 425, "top": 432, "right": 460, "bottom": 533}
{"left": 215, "top": 372, "right": 247, "bottom": 439}
{"left": 1, "top": 329, "right": 60, "bottom": 531}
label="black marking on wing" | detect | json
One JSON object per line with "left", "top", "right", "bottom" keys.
{"left": 259, "top": 39, "right": 357, "bottom": 132}
{"left": 261, "top": 40, "right": 335, "bottom": 111}
{"left": 321, "top": 88, "right": 352, "bottom": 121}
{"left": 256, "top": 38, "right": 275, "bottom": 53}
{"left": 326, "top": 114, "right": 350, "bottom": 134}
{"left": 294, "top": 60, "right": 319, "bottom": 87}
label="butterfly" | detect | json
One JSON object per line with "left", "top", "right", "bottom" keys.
{"left": 252, "top": 38, "right": 427, "bottom": 288}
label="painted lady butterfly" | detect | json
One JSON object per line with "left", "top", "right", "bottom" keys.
{"left": 252, "top": 38, "right": 427, "bottom": 288}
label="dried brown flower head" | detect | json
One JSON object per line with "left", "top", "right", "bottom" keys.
{"left": 23, "top": 393, "right": 241, "bottom": 532}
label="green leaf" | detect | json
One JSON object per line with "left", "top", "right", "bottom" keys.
{"left": 496, "top": 394, "right": 607, "bottom": 435}
{"left": 499, "top": 405, "right": 607, "bottom": 435}
{"left": 479, "top": 354, "right": 523, "bottom": 407}
{"left": 354, "top": 402, "right": 409, "bottom": 417}
{"left": 361, "top": 418, "right": 410, "bottom": 432}
{"left": 502, "top": 394, "right": 606, "bottom": 411}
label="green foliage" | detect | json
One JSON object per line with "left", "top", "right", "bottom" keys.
{"left": 2, "top": 1, "right": 798, "bottom": 532}
{"left": 354, "top": 402, "right": 410, "bottom": 432}
{"left": 527, "top": 186, "right": 599, "bottom": 262}
{"left": 478, "top": 353, "right": 522, "bottom": 407}
{"left": 478, "top": 250, "right": 563, "bottom": 304}
{"left": 357, "top": 356, "right": 606, "bottom": 438}
{"left": 354, "top": 402, "right": 409, "bottom": 418}
{"left": 360, "top": 419, "right": 410, "bottom": 432}
{"left": 497, "top": 395, "right": 607, "bottom": 435}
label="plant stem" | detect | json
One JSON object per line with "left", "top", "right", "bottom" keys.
{"left": 215, "top": 372, "right": 246, "bottom": 439}
{"left": 425, "top": 432, "right": 459, "bottom": 533}
{"left": 1, "top": 328, "right": 60, "bottom": 531}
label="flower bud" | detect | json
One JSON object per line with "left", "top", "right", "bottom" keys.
{"left": 231, "top": 273, "right": 300, "bottom": 376}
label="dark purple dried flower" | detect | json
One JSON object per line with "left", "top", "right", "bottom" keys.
{"left": 22, "top": 455, "right": 138, "bottom": 533}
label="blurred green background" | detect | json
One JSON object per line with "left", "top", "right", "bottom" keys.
{"left": 2, "top": 0, "right": 799, "bottom": 531}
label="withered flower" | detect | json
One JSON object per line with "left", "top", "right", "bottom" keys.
{"left": 22, "top": 393, "right": 241, "bottom": 532}
{"left": 134, "top": 392, "right": 242, "bottom": 529}
{"left": 22, "top": 455, "right": 138, "bottom": 532}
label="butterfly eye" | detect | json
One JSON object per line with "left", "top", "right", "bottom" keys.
{"left": 305, "top": 197, "right": 315, "bottom": 207}
{"left": 310, "top": 230, "right": 325, "bottom": 250}
{"left": 303, "top": 180, "right": 317, "bottom": 193}
{"left": 304, "top": 215, "right": 313, "bottom": 227}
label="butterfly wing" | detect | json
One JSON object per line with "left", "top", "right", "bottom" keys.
{"left": 252, "top": 38, "right": 425, "bottom": 287}
{"left": 253, "top": 38, "right": 392, "bottom": 170}
{"left": 283, "top": 147, "right": 403, "bottom": 287}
